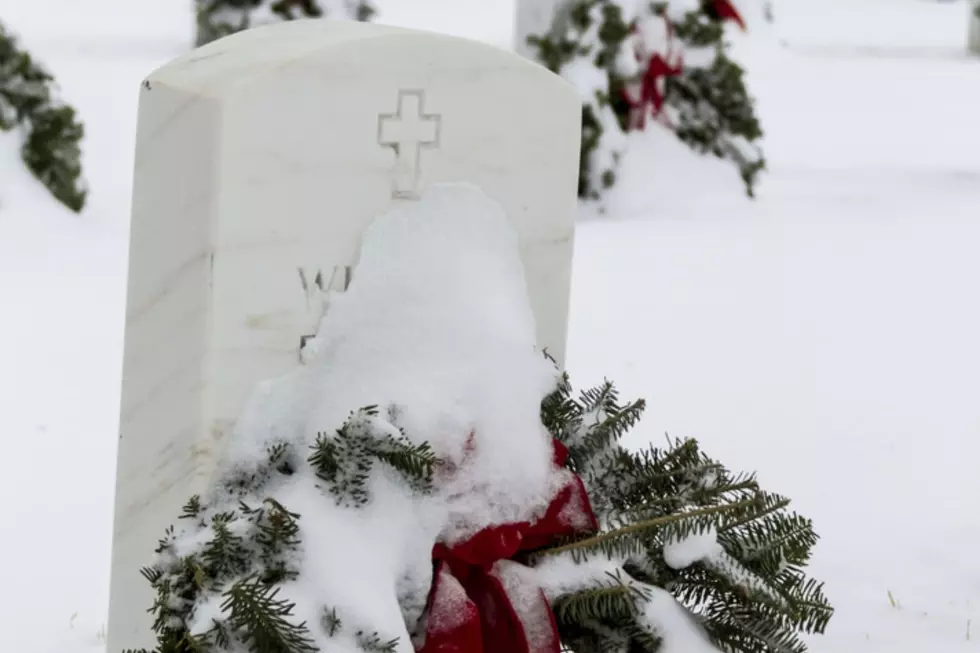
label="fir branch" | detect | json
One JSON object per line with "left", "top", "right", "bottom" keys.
{"left": 354, "top": 630, "right": 399, "bottom": 653}
{"left": 719, "top": 605, "right": 810, "bottom": 653}
{"left": 553, "top": 571, "right": 650, "bottom": 624}
{"left": 538, "top": 372, "right": 832, "bottom": 652}
{"left": 201, "top": 512, "right": 250, "bottom": 580}
{"left": 371, "top": 434, "right": 438, "bottom": 493}
{"left": 253, "top": 498, "right": 302, "bottom": 583}
{"left": 267, "top": 441, "right": 295, "bottom": 476}
{"left": 309, "top": 406, "right": 440, "bottom": 506}
{"left": 692, "top": 474, "right": 760, "bottom": 504}
{"left": 541, "top": 498, "right": 759, "bottom": 561}
{"left": 600, "top": 440, "right": 736, "bottom": 516}
{"left": 222, "top": 576, "right": 316, "bottom": 653}
{"left": 718, "top": 511, "right": 818, "bottom": 576}
{"left": 321, "top": 607, "right": 343, "bottom": 637}
{"left": 541, "top": 369, "right": 579, "bottom": 442}
{"left": 0, "top": 21, "right": 86, "bottom": 212}
{"left": 570, "top": 395, "right": 646, "bottom": 469}
{"left": 579, "top": 380, "right": 619, "bottom": 414}
{"left": 718, "top": 492, "right": 792, "bottom": 534}
{"left": 773, "top": 573, "right": 833, "bottom": 633}
{"left": 320, "top": 607, "right": 400, "bottom": 653}
{"left": 200, "top": 619, "right": 233, "bottom": 650}
{"left": 666, "top": 47, "right": 765, "bottom": 196}
{"left": 223, "top": 442, "right": 295, "bottom": 497}
{"left": 309, "top": 408, "right": 377, "bottom": 506}
{"left": 180, "top": 496, "right": 206, "bottom": 521}
{"left": 253, "top": 499, "right": 301, "bottom": 553}
{"left": 140, "top": 565, "right": 164, "bottom": 585}
{"left": 619, "top": 620, "right": 663, "bottom": 653}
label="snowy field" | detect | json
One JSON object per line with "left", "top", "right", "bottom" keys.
{"left": 1, "top": 0, "right": 979, "bottom": 651}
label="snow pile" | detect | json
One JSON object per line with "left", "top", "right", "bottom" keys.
{"left": 227, "top": 182, "right": 560, "bottom": 536}
{"left": 641, "top": 586, "right": 719, "bottom": 653}
{"left": 663, "top": 528, "right": 723, "bottom": 569}
{"left": 170, "top": 183, "right": 560, "bottom": 652}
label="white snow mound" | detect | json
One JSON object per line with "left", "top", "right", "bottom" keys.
{"left": 204, "top": 183, "right": 561, "bottom": 652}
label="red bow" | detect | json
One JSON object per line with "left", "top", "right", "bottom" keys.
{"left": 624, "top": 52, "right": 684, "bottom": 130}
{"left": 713, "top": 0, "right": 747, "bottom": 30}
{"left": 417, "top": 440, "right": 598, "bottom": 653}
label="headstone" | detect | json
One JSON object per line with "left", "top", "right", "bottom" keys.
{"left": 970, "top": 0, "right": 980, "bottom": 55}
{"left": 515, "top": 0, "right": 566, "bottom": 59}
{"left": 108, "top": 18, "right": 581, "bottom": 652}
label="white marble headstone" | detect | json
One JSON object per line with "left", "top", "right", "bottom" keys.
{"left": 108, "top": 18, "right": 580, "bottom": 651}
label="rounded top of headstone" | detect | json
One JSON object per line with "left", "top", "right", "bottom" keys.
{"left": 147, "top": 19, "right": 571, "bottom": 97}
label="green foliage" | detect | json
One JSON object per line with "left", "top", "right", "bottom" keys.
{"left": 127, "top": 365, "right": 828, "bottom": 653}
{"left": 309, "top": 405, "right": 439, "bottom": 507}
{"left": 352, "top": 631, "right": 399, "bottom": 653}
{"left": 526, "top": 0, "right": 764, "bottom": 201}
{"left": 195, "top": 0, "right": 376, "bottom": 46}
{"left": 222, "top": 441, "right": 296, "bottom": 498}
{"left": 127, "top": 404, "right": 435, "bottom": 653}
{"left": 535, "top": 374, "right": 833, "bottom": 653}
{"left": 222, "top": 577, "right": 316, "bottom": 653}
{"left": 665, "top": 49, "right": 765, "bottom": 197}
{"left": 528, "top": 1, "right": 632, "bottom": 200}
{"left": 129, "top": 492, "right": 309, "bottom": 653}
{"left": 555, "top": 571, "right": 663, "bottom": 653}
{"left": 195, "top": 0, "right": 256, "bottom": 45}
{"left": 318, "top": 607, "right": 398, "bottom": 653}
{"left": 0, "top": 20, "right": 86, "bottom": 212}
{"left": 554, "top": 570, "right": 648, "bottom": 623}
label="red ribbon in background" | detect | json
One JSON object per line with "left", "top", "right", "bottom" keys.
{"left": 417, "top": 439, "right": 599, "bottom": 653}
{"left": 623, "top": 0, "right": 747, "bottom": 128}
{"left": 625, "top": 51, "right": 684, "bottom": 130}
{"left": 713, "top": 0, "right": 747, "bottom": 30}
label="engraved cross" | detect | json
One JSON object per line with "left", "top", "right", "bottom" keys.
{"left": 378, "top": 90, "right": 441, "bottom": 199}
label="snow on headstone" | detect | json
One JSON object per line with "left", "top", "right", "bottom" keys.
{"left": 109, "top": 18, "right": 580, "bottom": 651}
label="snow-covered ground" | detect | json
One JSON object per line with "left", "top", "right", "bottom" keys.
{"left": 1, "top": 0, "right": 979, "bottom": 651}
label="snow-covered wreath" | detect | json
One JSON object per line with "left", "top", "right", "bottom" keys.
{"left": 195, "top": 0, "right": 376, "bottom": 46}
{"left": 126, "top": 185, "right": 831, "bottom": 653}
{"left": 527, "top": 0, "right": 765, "bottom": 202}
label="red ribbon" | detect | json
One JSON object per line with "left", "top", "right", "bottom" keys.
{"left": 624, "top": 52, "right": 684, "bottom": 130}
{"left": 713, "top": 0, "right": 747, "bottom": 30}
{"left": 417, "top": 440, "right": 599, "bottom": 653}
{"left": 623, "top": 0, "right": 745, "bottom": 129}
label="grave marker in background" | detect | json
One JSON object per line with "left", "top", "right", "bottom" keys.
{"left": 970, "top": 0, "right": 980, "bottom": 55}
{"left": 514, "top": 0, "right": 565, "bottom": 59}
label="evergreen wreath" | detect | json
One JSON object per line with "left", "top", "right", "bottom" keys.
{"left": 123, "top": 365, "right": 832, "bottom": 653}
{"left": 527, "top": 0, "right": 765, "bottom": 202}
{"left": 0, "top": 20, "right": 86, "bottom": 213}
{"left": 195, "top": 0, "right": 376, "bottom": 46}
